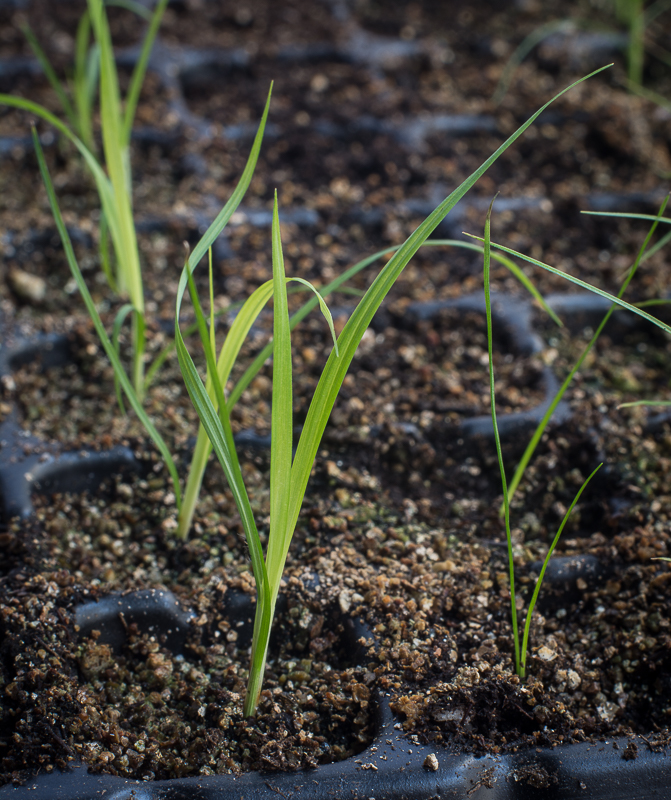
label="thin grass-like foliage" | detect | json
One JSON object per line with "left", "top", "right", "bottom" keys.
{"left": 468, "top": 197, "right": 669, "bottom": 510}
{"left": 482, "top": 198, "right": 602, "bottom": 677}
{"left": 468, "top": 197, "right": 671, "bottom": 509}
{"left": 1, "top": 0, "right": 169, "bottom": 398}
{"left": 175, "top": 66, "right": 615, "bottom": 714}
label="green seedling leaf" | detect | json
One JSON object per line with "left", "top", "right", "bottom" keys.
{"left": 519, "top": 463, "right": 602, "bottom": 677}
{"left": 21, "top": 23, "right": 77, "bottom": 130}
{"left": 178, "top": 278, "right": 275, "bottom": 537}
{"left": 639, "top": 227, "right": 671, "bottom": 262}
{"left": 175, "top": 85, "right": 273, "bottom": 538}
{"left": 208, "top": 249, "right": 216, "bottom": 360}
{"left": 636, "top": 298, "right": 671, "bottom": 308}
{"left": 289, "top": 278, "right": 340, "bottom": 355}
{"left": 268, "top": 192, "right": 294, "bottom": 585}
{"left": 464, "top": 236, "right": 671, "bottom": 339}
{"left": 88, "top": 0, "right": 143, "bottom": 309}
{"left": 245, "top": 193, "right": 295, "bottom": 716}
{"left": 73, "top": 11, "right": 97, "bottom": 151}
{"left": 32, "top": 127, "right": 182, "bottom": 509}
{"left": 582, "top": 210, "right": 671, "bottom": 225}
{"left": 484, "top": 198, "right": 601, "bottom": 677}
{"left": 88, "top": 0, "right": 154, "bottom": 397}
{"left": 181, "top": 255, "right": 267, "bottom": 587}
{"left": 98, "top": 210, "right": 116, "bottom": 291}
{"left": 176, "top": 84, "right": 273, "bottom": 297}
{"left": 122, "top": 0, "right": 169, "bottom": 145}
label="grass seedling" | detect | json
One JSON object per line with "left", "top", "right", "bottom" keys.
{"left": 1, "top": 0, "right": 169, "bottom": 399}
{"left": 493, "top": 0, "right": 671, "bottom": 106}
{"left": 482, "top": 198, "right": 601, "bottom": 677}
{"left": 173, "top": 67, "right": 615, "bottom": 714}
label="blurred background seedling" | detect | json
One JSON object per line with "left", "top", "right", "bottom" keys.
{"left": 493, "top": 0, "right": 671, "bottom": 109}
{"left": 0, "top": 0, "right": 169, "bottom": 400}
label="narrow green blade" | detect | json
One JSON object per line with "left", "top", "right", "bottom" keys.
{"left": 467, "top": 236, "right": 671, "bottom": 338}
{"left": 266, "top": 193, "right": 293, "bottom": 594}
{"left": 122, "top": 0, "right": 169, "bottom": 146}
{"left": 176, "top": 84, "right": 273, "bottom": 293}
{"left": 21, "top": 23, "right": 77, "bottom": 129}
{"left": 177, "top": 260, "right": 267, "bottom": 592}
{"left": 88, "top": 0, "right": 143, "bottom": 310}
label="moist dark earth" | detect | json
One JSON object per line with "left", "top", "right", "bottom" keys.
{"left": 0, "top": 0, "right": 671, "bottom": 786}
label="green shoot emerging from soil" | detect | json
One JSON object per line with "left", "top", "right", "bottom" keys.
{"left": 473, "top": 196, "right": 671, "bottom": 670}
{"left": 482, "top": 198, "right": 602, "bottom": 678}
{"left": 467, "top": 210, "right": 671, "bottom": 671}
{"left": 176, "top": 196, "right": 339, "bottom": 717}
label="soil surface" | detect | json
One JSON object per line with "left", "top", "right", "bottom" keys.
{"left": 1, "top": 0, "right": 671, "bottom": 787}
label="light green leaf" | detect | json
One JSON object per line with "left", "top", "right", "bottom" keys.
{"left": 465, "top": 235, "right": 671, "bottom": 339}
{"left": 287, "top": 277, "right": 340, "bottom": 355}
{"left": 266, "top": 193, "right": 293, "bottom": 595}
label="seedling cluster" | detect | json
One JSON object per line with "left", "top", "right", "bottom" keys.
{"left": 10, "top": 3, "right": 671, "bottom": 718}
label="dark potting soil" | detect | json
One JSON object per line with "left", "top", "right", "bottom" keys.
{"left": 1, "top": 0, "right": 671, "bottom": 788}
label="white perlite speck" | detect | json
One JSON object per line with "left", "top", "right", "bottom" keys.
{"left": 537, "top": 645, "right": 557, "bottom": 662}
{"left": 424, "top": 753, "right": 439, "bottom": 771}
